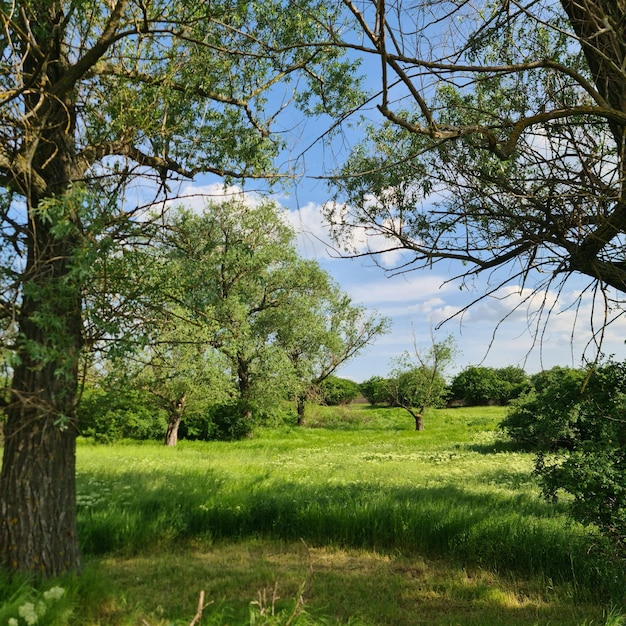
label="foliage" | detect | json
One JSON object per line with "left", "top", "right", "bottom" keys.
{"left": 359, "top": 376, "right": 391, "bottom": 405}
{"left": 500, "top": 366, "right": 589, "bottom": 450}
{"left": 529, "top": 361, "right": 626, "bottom": 547}
{"left": 451, "top": 366, "right": 530, "bottom": 406}
{"left": 84, "top": 200, "right": 384, "bottom": 442}
{"left": 494, "top": 366, "right": 532, "bottom": 403}
{"left": 77, "top": 384, "right": 167, "bottom": 443}
{"left": 391, "top": 366, "right": 448, "bottom": 410}
{"left": 318, "top": 376, "right": 360, "bottom": 406}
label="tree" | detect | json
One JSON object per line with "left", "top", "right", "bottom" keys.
{"left": 388, "top": 335, "right": 456, "bottom": 430}
{"left": 0, "top": 0, "right": 358, "bottom": 577}
{"left": 153, "top": 200, "right": 387, "bottom": 429}
{"left": 272, "top": 276, "right": 389, "bottom": 425}
{"left": 326, "top": 0, "right": 626, "bottom": 354}
{"left": 104, "top": 324, "right": 234, "bottom": 447}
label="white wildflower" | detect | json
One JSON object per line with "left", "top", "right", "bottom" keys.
{"left": 8, "top": 618, "right": 19, "bottom": 626}
{"left": 18, "top": 602, "right": 38, "bottom": 625}
{"left": 43, "top": 586, "right": 65, "bottom": 602}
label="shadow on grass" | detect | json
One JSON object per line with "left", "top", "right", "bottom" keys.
{"left": 77, "top": 466, "right": 623, "bottom": 604}
{"left": 463, "top": 439, "right": 526, "bottom": 454}
{"left": 81, "top": 541, "right": 610, "bottom": 626}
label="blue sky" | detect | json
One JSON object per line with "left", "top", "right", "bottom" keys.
{"left": 284, "top": 193, "right": 626, "bottom": 382}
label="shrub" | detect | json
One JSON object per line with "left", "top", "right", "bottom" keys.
{"left": 450, "top": 366, "right": 502, "bottom": 405}
{"left": 77, "top": 385, "right": 167, "bottom": 442}
{"left": 359, "top": 376, "right": 390, "bottom": 405}
{"left": 451, "top": 365, "right": 530, "bottom": 405}
{"left": 318, "top": 376, "right": 360, "bottom": 406}
{"left": 502, "top": 360, "right": 626, "bottom": 549}
{"left": 494, "top": 366, "right": 531, "bottom": 403}
{"left": 500, "top": 366, "right": 588, "bottom": 450}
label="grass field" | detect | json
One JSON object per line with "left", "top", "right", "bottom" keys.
{"left": 2, "top": 404, "right": 626, "bottom": 625}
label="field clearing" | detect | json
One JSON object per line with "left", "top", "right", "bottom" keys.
{"left": 4, "top": 405, "right": 624, "bottom": 625}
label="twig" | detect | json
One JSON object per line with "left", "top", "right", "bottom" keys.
{"left": 189, "top": 590, "right": 212, "bottom": 626}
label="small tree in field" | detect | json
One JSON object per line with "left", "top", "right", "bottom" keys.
{"left": 388, "top": 335, "right": 456, "bottom": 430}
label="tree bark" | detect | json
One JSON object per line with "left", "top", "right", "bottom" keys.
{"left": 0, "top": 227, "right": 83, "bottom": 576}
{"left": 0, "top": 410, "right": 80, "bottom": 576}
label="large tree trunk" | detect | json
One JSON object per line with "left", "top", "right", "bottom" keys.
{"left": 0, "top": 227, "right": 83, "bottom": 576}
{"left": 0, "top": 410, "right": 80, "bottom": 576}
{"left": 0, "top": 4, "right": 84, "bottom": 576}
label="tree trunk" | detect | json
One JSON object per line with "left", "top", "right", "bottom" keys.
{"left": 414, "top": 413, "right": 424, "bottom": 431}
{"left": 164, "top": 394, "right": 186, "bottom": 447}
{"left": 296, "top": 393, "right": 307, "bottom": 426}
{"left": 0, "top": 228, "right": 83, "bottom": 576}
{"left": 0, "top": 409, "right": 80, "bottom": 577}
{"left": 0, "top": 6, "right": 85, "bottom": 575}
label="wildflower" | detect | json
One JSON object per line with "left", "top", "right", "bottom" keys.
{"left": 18, "top": 602, "right": 38, "bottom": 625}
{"left": 43, "top": 586, "right": 65, "bottom": 602}
{"left": 8, "top": 618, "right": 18, "bottom": 626}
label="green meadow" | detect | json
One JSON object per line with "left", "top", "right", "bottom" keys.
{"left": 4, "top": 405, "right": 626, "bottom": 625}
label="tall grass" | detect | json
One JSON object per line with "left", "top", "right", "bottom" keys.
{"left": 75, "top": 406, "right": 624, "bottom": 604}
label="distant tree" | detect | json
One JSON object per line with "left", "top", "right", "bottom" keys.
{"left": 359, "top": 376, "right": 391, "bottom": 406}
{"left": 494, "top": 366, "right": 532, "bottom": 404}
{"left": 450, "top": 367, "right": 502, "bottom": 406}
{"left": 319, "top": 376, "right": 360, "bottom": 406}
{"left": 388, "top": 335, "right": 456, "bottom": 430}
{"left": 107, "top": 329, "right": 234, "bottom": 447}
{"left": 148, "top": 200, "right": 386, "bottom": 430}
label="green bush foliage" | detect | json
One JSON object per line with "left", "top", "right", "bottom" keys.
{"left": 500, "top": 367, "right": 588, "bottom": 450}
{"left": 318, "top": 376, "right": 360, "bottom": 405}
{"left": 450, "top": 365, "right": 530, "bottom": 405}
{"left": 77, "top": 385, "right": 167, "bottom": 442}
{"left": 359, "top": 375, "right": 391, "bottom": 405}
{"left": 502, "top": 361, "right": 626, "bottom": 549}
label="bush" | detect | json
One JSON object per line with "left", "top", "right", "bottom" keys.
{"left": 359, "top": 376, "right": 390, "bottom": 405}
{"left": 500, "top": 366, "right": 588, "bottom": 450}
{"left": 450, "top": 365, "right": 529, "bottom": 405}
{"left": 450, "top": 366, "right": 502, "bottom": 405}
{"left": 503, "top": 361, "right": 626, "bottom": 549}
{"left": 77, "top": 385, "right": 167, "bottom": 442}
{"left": 318, "top": 376, "right": 360, "bottom": 406}
{"left": 494, "top": 366, "right": 531, "bottom": 403}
